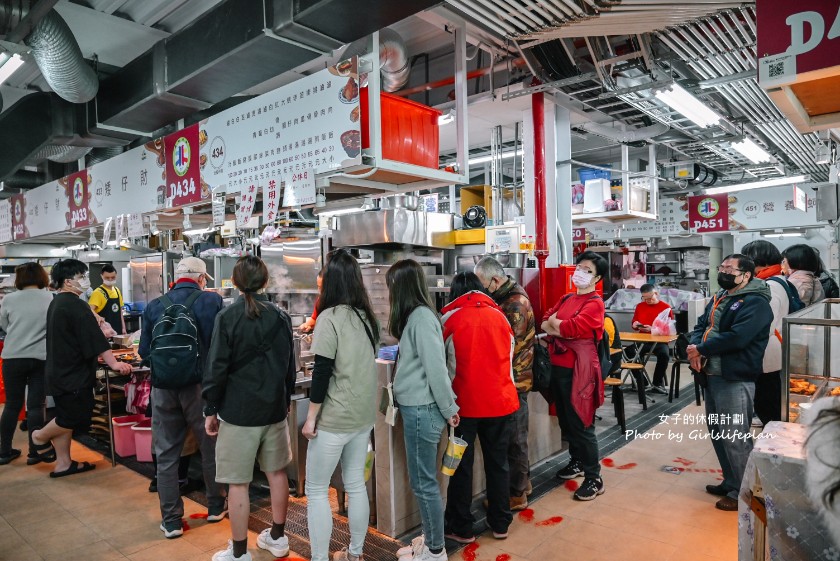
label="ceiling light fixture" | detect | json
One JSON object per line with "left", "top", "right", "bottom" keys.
{"left": 0, "top": 53, "right": 26, "bottom": 85}
{"left": 762, "top": 232, "right": 803, "bottom": 238}
{"left": 438, "top": 110, "right": 455, "bottom": 126}
{"left": 654, "top": 83, "right": 722, "bottom": 128}
{"left": 703, "top": 174, "right": 809, "bottom": 195}
{"left": 731, "top": 138, "right": 774, "bottom": 164}
{"left": 466, "top": 150, "right": 522, "bottom": 166}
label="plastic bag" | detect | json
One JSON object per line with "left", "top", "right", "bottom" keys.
{"left": 364, "top": 440, "right": 374, "bottom": 482}
{"left": 100, "top": 321, "right": 118, "bottom": 338}
{"left": 650, "top": 308, "right": 676, "bottom": 336}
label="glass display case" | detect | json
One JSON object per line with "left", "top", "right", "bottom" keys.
{"left": 781, "top": 298, "right": 840, "bottom": 422}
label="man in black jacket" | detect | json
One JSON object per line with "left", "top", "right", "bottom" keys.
{"left": 688, "top": 254, "right": 772, "bottom": 511}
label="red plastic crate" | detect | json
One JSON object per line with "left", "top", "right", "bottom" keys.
{"left": 360, "top": 88, "right": 441, "bottom": 169}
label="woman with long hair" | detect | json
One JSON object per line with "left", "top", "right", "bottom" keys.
{"left": 441, "top": 272, "right": 518, "bottom": 543}
{"left": 541, "top": 251, "right": 607, "bottom": 501}
{"left": 781, "top": 244, "right": 824, "bottom": 305}
{"left": 0, "top": 262, "right": 55, "bottom": 465}
{"left": 203, "top": 256, "right": 296, "bottom": 561}
{"left": 386, "top": 260, "right": 458, "bottom": 561}
{"left": 303, "top": 249, "right": 379, "bottom": 561}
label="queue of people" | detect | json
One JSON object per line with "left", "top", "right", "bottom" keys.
{"left": 0, "top": 238, "right": 836, "bottom": 559}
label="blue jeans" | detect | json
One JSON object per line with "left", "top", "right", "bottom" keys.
{"left": 306, "top": 427, "right": 371, "bottom": 561}
{"left": 400, "top": 404, "right": 447, "bottom": 551}
{"left": 704, "top": 375, "right": 755, "bottom": 500}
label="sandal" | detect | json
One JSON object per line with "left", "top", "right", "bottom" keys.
{"left": 49, "top": 460, "right": 96, "bottom": 478}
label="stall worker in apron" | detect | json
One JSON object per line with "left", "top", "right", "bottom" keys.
{"left": 89, "top": 264, "right": 126, "bottom": 335}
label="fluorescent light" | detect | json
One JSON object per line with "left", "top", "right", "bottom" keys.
{"left": 316, "top": 207, "right": 363, "bottom": 217}
{"left": 438, "top": 110, "right": 455, "bottom": 126}
{"left": 731, "top": 138, "right": 773, "bottom": 164}
{"left": 654, "top": 83, "right": 722, "bottom": 128}
{"left": 65, "top": 244, "right": 86, "bottom": 251}
{"left": 703, "top": 174, "right": 809, "bottom": 195}
{"left": 762, "top": 232, "right": 803, "bottom": 238}
{"left": 183, "top": 227, "right": 215, "bottom": 236}
{"left": 467, "top": 150, "right": 522, "bottom": 166}
{"left": 0, "top": 53, "right": 25, "bottom": 85}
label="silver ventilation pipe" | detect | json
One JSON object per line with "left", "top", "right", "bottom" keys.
{"left": 86, "top": 146, "right": 124, "bottom": 166}
{"left": 29, "top": 144, "right": 92, "bottom": 164}
{"left": 343, "top": 28, "right": 409, "bottom": 92}
{"left": 24, "top": 10, "right": 98, "bottom": 103}
{"left": 579, "top": 122, "right": 670, "bottom": 143}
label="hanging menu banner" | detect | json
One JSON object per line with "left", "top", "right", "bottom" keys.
{"left": 283, "top": 169, "right": 316, "bottom": 208}
{"left": 212, "top": 194, "right": 226, "bottom": 227}
{"left": 11, "top": 193, "right": 27, "bottom": 240}
{"left": 236, "top": 184, "right": 258, "bottom": 228}
{"left": 165, "top": 124, "right": 204, "bottom": 207}
{"left": 263, "top": 177, "right": 281, "bottom": 223}
{"left": 62, "top": 170, "right": 93, "bottom": 229}
{"left": 90, "top": 144, "right": 167, "bottom": 221}
{"left": 0, "top": 200, "right": 11, "bottom": 244}
{"left": 199, "top": 57, "right": 361, "bottom": 196}
{"left": 127, "top": 212, "right": 144, "bottom": 238}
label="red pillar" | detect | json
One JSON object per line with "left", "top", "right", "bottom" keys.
{"left": 532, "top": 91, "right": 549, "bottom": 311}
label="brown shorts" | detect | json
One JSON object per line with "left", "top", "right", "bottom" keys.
{"left": 215, "top": 419, "right": 292, "bottom": 484}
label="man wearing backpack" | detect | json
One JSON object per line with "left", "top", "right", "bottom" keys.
{"left": 741, "top": 241, "right": 800, "bottom": 426}
{"left": 139, "top": 257, "right": 226, "bottom": 538}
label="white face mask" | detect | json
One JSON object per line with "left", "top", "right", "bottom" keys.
{"left": 102, "top": 279, "right": 117, "bottom": 287}
{"left": 67, "top": 276, "right": 91, "bottom": 294}
{"left": 571, "top": 269, "right": 594, "bottom": 289}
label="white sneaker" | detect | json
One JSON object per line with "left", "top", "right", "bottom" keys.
{"left": 212, "top": 541, "right": 252, "bottom": 561}
{"left": 257, "top": 528, "right": 290, "bottom": 557}
{"left": 397, "top": 535, "right": 425, "bottom": 557}
{"left": 399, "top": 545, "right": 447, "bottom": 561}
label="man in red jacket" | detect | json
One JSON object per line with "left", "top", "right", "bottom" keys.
{"left": 630, "top": 284, "right": 673, "bottom": 394}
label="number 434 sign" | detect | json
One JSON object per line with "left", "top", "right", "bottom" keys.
{"left": 687, "top": 194, "right": 729, "bottom": 233}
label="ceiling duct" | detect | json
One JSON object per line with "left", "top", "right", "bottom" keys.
{"left": 523, "top": 40, "right": 579, "bottom": 82}
{"left": 1, "top": 170, "right": 45, "bottom": 190}
{"left": 86, "top": 146, "right": 124, "bottom": 167}
{"left": 25, "top": 10, "right": 98, "bottom": 104}
{"left": 579, "top": 121, "right": 669, "bottom": 144}
{"left": 0, "top": 0, "right": 31, "bottom": 35}
{"left": 342, "top": 28, "right": 410, "bottom": 92}
{"left": 29, "top": 144, "right": 92, "bottom": 164}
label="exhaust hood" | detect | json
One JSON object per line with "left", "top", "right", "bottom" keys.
{"left": 333, "top": 209, "right": 453, "bottom": 249}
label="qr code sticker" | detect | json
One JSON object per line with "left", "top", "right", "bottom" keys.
{"left": 768, "top": 61, "right": 785, "bottom": 78}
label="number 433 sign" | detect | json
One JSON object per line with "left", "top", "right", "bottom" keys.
{"left": 687, "top": 194, "right": 729, "bottom": 233}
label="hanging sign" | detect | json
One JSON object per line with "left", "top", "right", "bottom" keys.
{"left": 793, "top": 185, "right": 808, "bottom": 211}
{"left": 264, "top": 177, "right": 281, "bottom": 223}
{"left": 10, "top": 194, "right": 27, "bottom": 240}
{"left": 236, "top": 184, "right": 258, "bottom": 228}
{"left": 164, "top": 124, "right": 204, "bottom": 207}
{"left": 102, "top": 217, "right": 114, "bottom": 245}
{"left": 283, "top": 169, "right": 316, "bottom": 208}
{"left": 0, "top": 200, "right": 11, "bottom": 244}
{"left": 212, "top": 194, "right": 226, "bottom": 227}
{"left": 127, "top": 212, "right": 144, "bottom": 237}
{"left": 572, "top": 227, "right": 587, "bottom": 243}
{"left": 116, "top": 214, "right": 127, "bottom": 241}
{"left": 688, "top": 194, "right": 729, "bottom": 233}
{"left": 63, "top": 170, "right": 93, "bottom": 229}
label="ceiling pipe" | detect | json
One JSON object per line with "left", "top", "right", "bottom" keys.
{"left": 28, "top": 144, "right": 91, "bottom": 164}
{"left": 396, "top": 57, "right": 526, "bottom": 97}
{"left": 343, "top": 28, "right": 410, "bottom": 93}
{"left": 579, "top": 121, "right": 669, "bottom": 143}
{"left": 25, "top": 10, "right": 98, "bottom": 103}
{"left": 532, "top": 88, "right": 548, "bottom": 312}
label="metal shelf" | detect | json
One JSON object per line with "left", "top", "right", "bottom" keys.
{"left": 572, "top": 209, "right": 657, "bottom": 222}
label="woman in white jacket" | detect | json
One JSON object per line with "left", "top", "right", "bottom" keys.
{"left": 742, "top": 241, "right": 789, "bottom": 426}
{"left": 781, "top": 244, "right": 825, "bottom": 305}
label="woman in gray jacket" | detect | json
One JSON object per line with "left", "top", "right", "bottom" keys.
{"left": 386, "top": 260, "right": 459, "bottom": 561}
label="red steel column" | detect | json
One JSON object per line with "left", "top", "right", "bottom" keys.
{"left": 532, "top": 90, "right": 549, "bottom": 311}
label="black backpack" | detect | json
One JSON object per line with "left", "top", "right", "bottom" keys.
{"left": 820, "top": 273, "right": 840, "bottom": 299}
{"left": 149, "top": 292, "right": 203, "bottom": 389}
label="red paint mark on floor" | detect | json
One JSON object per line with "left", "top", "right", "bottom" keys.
{"left": 601, "top": 458, "right": 615, "bottom": 467}
{"left": 189, "top": 513, "right": 208, "bottom": 519}
{"left": 518, "top": 508, "right": 535, "bottom": 522}
{"left": 564, "top": 480, "right": 580, "bottom": 492}
{"left": 287, "top": 558, "right": 308, "bottom": 561}
{"left": 674, "top": 457, "right": 695, "bottom": 466}
{"left": 496, "top": 555, "right": 511, "bottom": 561}
{"left": 536, "top": 516, "right": 564, "bottom": 527}
{"left": 616, "top": 462, "right": 637, "bottom": 470}
{"left": 181, "top": 519, "right": 190, "bottom": 532}
{"left": 462, "top": 542, "right": 480, "bottom": 561}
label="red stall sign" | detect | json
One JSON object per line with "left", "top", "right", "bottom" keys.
{"left": 688, "top": 194, "right": 729, "bottom": 233}
{"left": 10, "top": 194, "right": 27, "bottom": 240}
{"left": 164, "top": 124, "right": 202, "bottom": 207}
{"left": 757, "top": 0, "right": 840, "bottom": 77}
{"left": 572, "top": 227, "right": 587, "bottom": 243}
{"left": 63, "top": 170, "right": 93, "bottom": 229}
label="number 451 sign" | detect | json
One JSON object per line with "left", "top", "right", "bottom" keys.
{"left": 687, "top": 194, "right": 729, "bottom": 233}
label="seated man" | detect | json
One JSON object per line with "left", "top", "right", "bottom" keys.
{"left": 630, "top": 284, "right": 673, "bottom": 394}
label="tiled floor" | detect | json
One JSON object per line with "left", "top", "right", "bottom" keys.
{"left": 0, "top": 398, "right": 737, "bottom": 561}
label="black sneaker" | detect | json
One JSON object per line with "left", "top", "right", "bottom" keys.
{"left": 555, "top": 460, "right": 584, "bottom": 480}
{"left": 148, "top": 477, "right": 158, "bottom": 493}
{"left": 574, "top": 478, "right": 605, "bottom": 501}
{"left": 0, "top": 449, "right": 21, "bottom": 465}
{"left": 705, "top": 483, "right": 729, "bottom": 497}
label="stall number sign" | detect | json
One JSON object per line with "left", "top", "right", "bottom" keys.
{"left": 572, "top": 227, "right": 587, "bottom": 243}
{"left": 688, "top": 194, "right": 729, "bottom": 233}
{"left": 164, "top": 124, "right": 202, "bottom": 207}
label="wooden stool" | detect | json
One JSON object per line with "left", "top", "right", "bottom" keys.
{"left": 621, "top": 362, "right": 649, "bottom": 410}
{"left": 604, "top": 377, "right": 626, "bottom": 434}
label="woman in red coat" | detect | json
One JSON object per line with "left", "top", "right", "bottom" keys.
{"left": 541, "top": 251, "right": 607, "bottom": 501}
{"left": 441, "top": 272, "right": 518, "bottom": 543}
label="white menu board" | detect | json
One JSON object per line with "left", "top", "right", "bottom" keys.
{"left": 89, "top": 144, "right": 167, "bottom": 220}
{"left": 0, "top": 200, "right": 11, "bottom": 244}
{"left": 283, "top": 169, "right": 316, "bottom": 208}
{"left": 127, "top": 212, "right": 144, "bottom": 237}
{"left": 199, "top": 57, "right": 362, "bottom": 196}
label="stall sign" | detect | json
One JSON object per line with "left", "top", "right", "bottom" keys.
{"left": 283, "top": 169, "right": 316, "bottom": 208}
{"left": 263, "top": 178, "right": 281, "bottom": 223}
{"left": 212, "top": 194, "right": 226, "bottom": 227}
{"left": 63, "top": 170, "right": 93, "bottom": 229}
{"left": 236, "top": 184, "right": 258, "bottom": 228}
{"left": 199, "top": 57, "right": 362, "bottom": 199}
{"left": 420, "top": 193, "right": 439, "bottom": 212}
{"left": 89, "top": 144, "right": 167, "bottom": 223}
{"left": 102, "top": 217, "right": 114, "bottom": 245}
{"left": 127, "top": 212, "right": 144, "bottom": 238}
{"left": 116, "top": 214, "right": 127, "bottom": 241}
{"left": 165, "top": 124, "right": 204, "bottom": 207}
{"left": 688, "top": 194, "right": 729, "bottom": 233}
{"left": 793, "top": 184, "right": 808, "bottom": 211}
{"left": 10, "top": 194, "right": 27, "bottom": 240}
{"left": 572, "top": 227, "right": 587, "bottom": 243}
{"left": 757, "top": 0, "right": 840, "bottom": 86}
{"left": 0, "top": 200, "right": 11, "bottom": 244}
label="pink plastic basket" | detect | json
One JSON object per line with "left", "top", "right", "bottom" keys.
{"left": 132, "top": 419, "right": 153, "bottom": 462}
{"left": 112, "top": 414, "right": 146, "bottom": 457}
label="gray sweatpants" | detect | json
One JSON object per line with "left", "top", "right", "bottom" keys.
{"left": 151, "top": 385, "right": 225, "bottom": 525}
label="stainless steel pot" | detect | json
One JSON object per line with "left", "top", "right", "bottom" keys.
{"left": 384, "top": 194, "right": 418, "bottom": 210}
{"left": 694, "top": 269, "right": 709, "bottom": 280}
